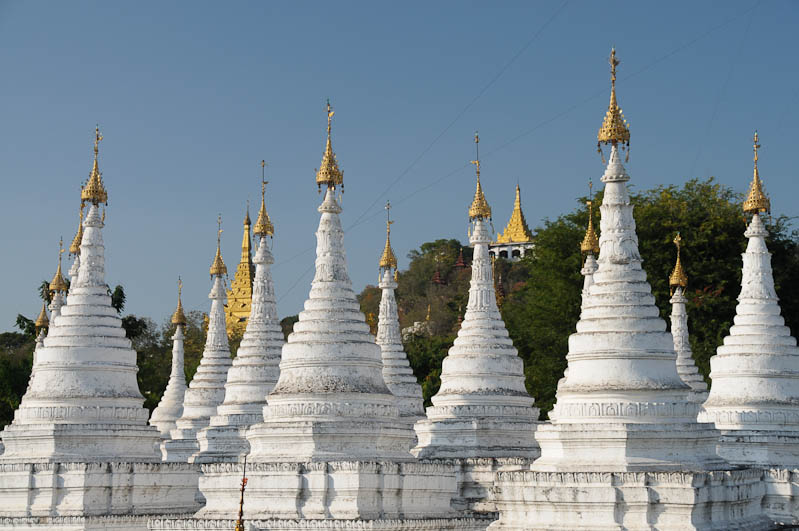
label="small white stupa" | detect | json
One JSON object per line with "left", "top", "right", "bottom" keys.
{"left": 174, "top": 103, "right": 472, "bottom": 529}
{"left": 701, "top": 132, "right": 799, "bottom": 466}
{"left": 413, "top": 134, "right": 539, "bottom": 513}
{"left": 162, "top": 217, "right": 234, "bottom": 462}
{"left": 195, "top": 168, "right": 283, "bottom": 462}
{"left": 0, "top": 128, "right": 198, "bottom": 523}
{"left": 490, "top": 51, "right": 767, "bottom": 530}
{"left": 149, "top": 279, "right": 190, "bottom": 438}
{"left": 668, "top": 233, "right": 708, "bottom": 403}
{"left": 376, "top": 201, "right": 424, "bottom": 426}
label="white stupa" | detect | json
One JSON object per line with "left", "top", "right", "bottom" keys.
{"left": 490, "top": 51, "right": 767, "bottom": 530}
{"left": 701, "top": 132, "right": 799, "bottom": 467}
{"left": 413, "top": 136, "right": 539, "bottom": 514}
{"left": 376, "top": 202, "right": 425, "bottom": 425}
{"left": 176, "top": 103, "right": 473, "bottom": 529}
{"left": 0, "top": 128, "right": 198, "bottom": 523}
{"left": 195, "top": 172, "right": 283, "bottom": 462}
{"left": 149, "top": 279, "right": 190, "bottom": 438}
{"left": 668, "top": 234, "right": 708, "bottom": 403}
{"left": 162, "top": 218, "right": 234, "bottom": 462}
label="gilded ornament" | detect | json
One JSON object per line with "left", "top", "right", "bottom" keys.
{"left": 49, "top": 238, "right": 69, "bottom": 293}
{"left": 171, "top": 277, "right": 188, "bottom": 326}
{"left": 580, "top": 181, "right": 600, "bottom": 256}
{"left": 226, "top": 204, "right": 256, "bottom": 336}
{"left": 34, "top": 301, "right": 49, "bottom": 330}
{"left": 597, "top": 49, "right": 631, "bottom": 162}
{"left": 743, "top": 131, "right": 771, "bottom": 215}
{"left": 669, "top": 233, "right": 688, "bottom": 294}
{"left": 253, "top": 161, "right": 275, "bottom": 237}
{"left": 210, "top": 215, "right": 228, "bottom": 277}
{"left": 80, "top": 126, "right": 109, "bottom": 206}
{"left": 468, "top": 133, "right": 492, "bottom": 221}
{"left": 378, "top": 201, "right": 398, "bottom": 270}
{"left": 69, "top": 205, "right": 84, "bottom": 255}
{"left": 496, "top": 184, "right": 533, "bottom": 244}
{"left": 315, "top": 100, "right": 344, "bottom": 191}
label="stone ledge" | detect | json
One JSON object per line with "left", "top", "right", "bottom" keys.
{"left": 148, "top": 518, "right": 490, "bottom": 530}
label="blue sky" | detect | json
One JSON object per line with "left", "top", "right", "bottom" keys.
{"left": 1, "top": 1, "right": 796, "bottom": 330}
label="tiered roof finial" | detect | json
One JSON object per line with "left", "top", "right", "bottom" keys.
{"left": 315, "top": 100, "right": 344, "bottom": 192}
{"left": 743, "top": 131, "right": 771, "bottom": 215}
{"left": 669, "top": 232, "right": 688, "bottom": 295}
{"left": 210, "top": 214, "right": 227, "bottom": 277}
{"left": 597, "top": 48, "right": 631, "bottom": 162}
{"left": 580, "top": 179, "right": 600, "bottom": 256}
{"left": 80, "top": 125, "right": 108, "bottom": 206}
{"left": 69, "top": 204, "right": 84, "bottom": 256}
{"left": 49, "top": 238, "right": 69, "bottom": 293}
{"left": 244, "top": 200, "right": 251, "bottom": 226}
{"left": 378, "top": 201, "right": 398, "bottom": 270}
{"left": 496, "top": 184, "right": 533, "bottom": 244}
{"left": 172, "top": 277, "right": 188, "bottom": 325}
{"left": 34, "top": 301, "right": 49, "bottom": 331}
{"left": 468, "top": 132, "right": 492, "bottom": 221}
{"left": 253, "top": 160, "right": 275, "bottom": 237}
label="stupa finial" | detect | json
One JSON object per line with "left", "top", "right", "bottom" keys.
{"left": 49, "top": 238, "right": 69, "bottom": 293}
{"left": 209, "top": 214, "right": 227, "bottom": 277}
{"left": 253, "top": 160, "right": 274, "bottom": 237}
{"left": 81, "top": 125, "right": 108, "bottom": 206}
{"left": 34, "top": 300, "right": 49, "bottom": 331}
{"left": 171, "top": 277, "right": 188, "bottom": 325}
{"left": 743, "top": 130, "right": 771, "bottom": 215}
{"left": 468, "top": 132, "right": 492, "bottom": 221}
{"left": 315, "top": 99, "right": 344, "bottom": 193}
{"left": 69, "top": 203, "right": 84, "bottom": 256}
{"left": 378, "top": 201, "right": 398, "bottom": 270}
{"left": 669, "top": 232, "right": 688, "bottom": 295}
{"left": 597, "top": 48, "right": 631, "bottom": 163}
{"left": 580, "top": 179, "right": 600, "bottom": 256}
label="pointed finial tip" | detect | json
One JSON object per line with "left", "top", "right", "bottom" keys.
{"left": 669, "top": 232, "right": 688, "bottom": 293}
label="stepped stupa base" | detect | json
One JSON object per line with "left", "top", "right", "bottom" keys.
{"left": 148, "top": 517, "right": 491, "bottom": 530}
{"left": 193, "top": 423, "right": 251, "bottom": 463}
{"left": 489, "top": 468, "right": 769, "bottom": 530}
{"left": 764, "top": 468, "right": 799, "bottom": 525}
{"left": 713, "top": 430, "right": 799, "bottom": 468}
{"left": 160, "top": 436, "right": 200, "bottom": 463}
{"left": 196, "top": 461, "right": 459, "bottom": 521}
{"left": 0, "top": 462, "right": 200, "bottom": 522}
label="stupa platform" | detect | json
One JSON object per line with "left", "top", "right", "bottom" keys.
{"left": 148, "top": 517, "right": 491, "bottom": 531}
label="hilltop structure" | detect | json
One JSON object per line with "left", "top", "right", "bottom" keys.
{"left": 490, "top": 184, "right": 534, "bottom": 261}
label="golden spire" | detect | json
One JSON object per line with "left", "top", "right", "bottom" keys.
{"left": 209, "top": 215, "right": 227, "bottom": 277}
{"left": 69, "top": 204, "right": 84, "bottom": 255}
{"left": 81, "top": 126, "right": 109, "bottom": 206}
{"left": 597, "top": 49, "right": 631, "bottom": 162}
{"left": 496, "top": 184, "right": 533, "bottom": 243}
{"left": 315, "top": 99, "right": 344, "bottom": 192}
{"left": 35, "top": 301, "right": 49, "bottom": 331}
{"left": 580, "top": 180, "right": 600, "bottom": 256}
{"left": 378, "top": 201, "right": 398, "bottom": 270}
{"left": 244, "top": 201, "right": 251, "bottom": 226}
{"left": 171, "top": 277, "right": 188, "bottom": 325}
{"left": 49, "top": 238, "right": 69, "bottom": 293}
{"left": 234, "top": 456, "right": 248, "bottom": 531}
{"left": 743, "top": 131, "right": 771, "bottom": 215}
{"left": 468, "top": 132, "right": 492, "bottom": 220}
{"left": 253, "top": 160, "right": 275, "bottom": 237}
{"left": 669, "top": 232, "right": 688, "bottom": 295}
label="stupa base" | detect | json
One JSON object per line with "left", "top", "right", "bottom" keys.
{"left": 489, "top": 468, "right": 769, "bottom": 530}
{"left": 0, "top": 515, "right": 165, "bottom": 531}
{"left": 412, "top": 416, "right": 540, "bottom": 461}
{"left": 148, "top": 517, "right": 491, "bottom": 530}
{"left": 161, "top": 429, "right": 201, "bottom": 462}
{"left": 714, "top": 430, "right": 799, "bottom": 468}
{"left": 196, "top": 461, "right": 459, "bottom": 521}
{"left": 0, "top": 462, "right": 200, "bottom": 520}
{"left": 193, "top": 424, "right": 250, "bottom": 464}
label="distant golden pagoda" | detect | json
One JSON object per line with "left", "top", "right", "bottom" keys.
{"left": 225, "top": 206, "right": 256, "bottom": 337}
{"left": 496, "top": 184, "right": 533, "bottom": 244}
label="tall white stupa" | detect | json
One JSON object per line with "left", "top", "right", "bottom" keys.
{"left": 376, "top": 201, "right": 425, "bottom": 426}
{"left": 195, "top": 167, "right": 283, "bottom": 462}
{"left": 174, "top": 103, "right": 473, "bottom": 529}
{"left": 0, "top": 128, "right": 198, "bottom": 523}
{"left": 701, "top": 132, "right": 799, "bottom": 469}
{"left": 162, "top": 217, "right": 234, "bottom": 462}
{"left": 668, "top": 233, "right": 708, "bottom": 403}
{"left": 490, "top": 51, "right": 767, "bottom": 530}
{"left": 413, "top": 134, "right": 539, "bottom": 513}
{"left": 149, "top": 279, "right": 190, "bottom": 438}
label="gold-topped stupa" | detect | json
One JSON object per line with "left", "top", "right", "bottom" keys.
{"left": 496, "top": 184, "right": 533, "bottom": 244}
{"left": 34, "top": 301, "right": 49, "bottom": 331}
{"left": 378, "top": 201, "right": 398, "bottom": 270}
{"left": 743, "top": 131, "right": 770, "bottom": 215}
{"left": 597, "top": 48, "right": 630, "bottom": 161}
{"left": 468, "top": 133, "right": 491, "bottom": 221}
{"left": 81, "top": 126, "right": 108, "bottom": 206}
{"left": 210, "top": 215, "right": 227, "bottom": 277}
{"left": 669, "top": 233, "right": 688, "bottom": 295}
{"left": 580, "top": 181, "right": 600, "bottom": 256}
{"left": 316, "top": 100, "right": 344, "bottom": 192}
{"left": 172, "top": 277, "right": 188, "bottom": 326}
{"left": 225, "top": 205, "right": 256, "bottom": 337}
{"left": 253, "top": 161, "right": 275, "bottom": 238}
{"left": 69, "top": 206, "right": 84, "bottom": 256}
{"left": 49, "top": 239, "right": 69, "bottom": 293}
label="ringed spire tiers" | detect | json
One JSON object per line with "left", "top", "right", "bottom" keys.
{"left": 80, "top": 126, "right": 108, "bottom": 206}
{"left": 315, "top": 99, "right": 344, "bottom": 192}
{"left": 597, "top": 48, "right": 630, "bottom": 162}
